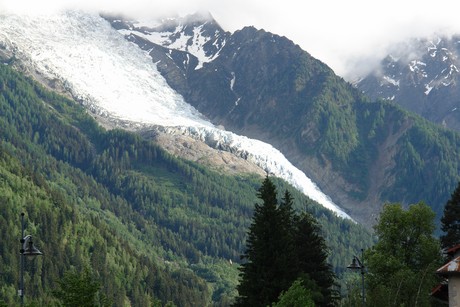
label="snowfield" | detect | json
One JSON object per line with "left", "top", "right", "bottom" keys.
{"left": 0, "top": 11, "right": 352, "bottom": 220}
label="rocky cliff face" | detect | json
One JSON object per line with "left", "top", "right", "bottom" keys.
{"left": 355, "top": 35, "right": 460, "bottom": 131}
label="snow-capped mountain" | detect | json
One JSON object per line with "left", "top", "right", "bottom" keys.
{"left": 0, "top": 11, "right": 351, "bottom": 220}
{"left": 106, "top": 11, "right": 228, "bottom": 70}
{"left": 355, "top": 35, "right": 460, "bottom": 131}
{"left": 93, "top": 12, "right": 460, "bottom": 227}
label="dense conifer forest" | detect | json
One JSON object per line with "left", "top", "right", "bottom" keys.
{"left": 0, "top": 63, "right": 373, "bottom": 305}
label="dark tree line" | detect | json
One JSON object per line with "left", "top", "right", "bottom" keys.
{"left": 234, "top": 177, "right": 337, "bottom": 307}
{"left": 441, "top": 181, "right": 460, "bottom": 250}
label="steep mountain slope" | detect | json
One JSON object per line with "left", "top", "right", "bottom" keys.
{"left": 111, "top": 13, "right": 460, "bottom": 225}
{"left": 355, "top": 35, "right": 460, "bottom": 131}
{"left": 0, "top": 11, "right": 350, "bottom": 220}
{"left": 0, "top": 64, "right": 213, "bottom": 306}
{"left": 0, "top": 61, "right": 372, "bottom": 306}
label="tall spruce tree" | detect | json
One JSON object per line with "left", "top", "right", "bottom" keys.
{"left": 234, "top": 176, "right": 286, "bottom": 307}
{"left": 234, "top": 177, "right": 337, "bottom": 307}
{"left": 294, "top": 212, "right": 337, "bottom": 306}
{"left": 441, "top": 181, "right": 460, "bottom": 250}
{"left": 278, "top": 190, "right": 300, "bottom": 290}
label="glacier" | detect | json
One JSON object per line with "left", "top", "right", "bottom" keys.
{"left": 0, "top": 10, "right": 352, "bottom": 220}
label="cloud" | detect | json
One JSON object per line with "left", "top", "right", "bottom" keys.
{"left": 0, "top": 0, "right": 197, "bottom": 16}
{"left": 2, "top": 0, "right": 460, "bottom": 79}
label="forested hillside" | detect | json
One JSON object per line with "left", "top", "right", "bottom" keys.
{"left": 0, "top": 64, "right": 372, "bottom": 306}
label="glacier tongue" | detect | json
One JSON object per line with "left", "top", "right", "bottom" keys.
{"left": 0, "top": 11, "right": 353, "bottom": 220}
{"left": 157, "top": 126, "right": 352, "bottom": 220}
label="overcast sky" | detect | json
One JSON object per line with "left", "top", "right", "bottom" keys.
{"left": 2, "top": 0, "right": 460, "bottom": 79}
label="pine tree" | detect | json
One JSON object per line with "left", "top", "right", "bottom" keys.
{"left": 52, "top": 269, "right": 111, "bottom": 307}
{"left": 234, "top": 176, "right": 285, "bottom": 307}
{"left": 277, "top": 190, "right": 300, "bottom": 289}
{"left": 294, "top": 213, "right": 337, "bottom": 306}
{"left": 234, "top": 177, "right": 337, "bottom": 307}
{"left": 441, "top": 181, "right": 460, "bottom": 250}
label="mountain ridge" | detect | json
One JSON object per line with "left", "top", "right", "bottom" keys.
{"left": 112, "top": 12, "right": 460, "bottom": 225}
{"left": 355, "top": 34, "right": 460, "bottom": 131}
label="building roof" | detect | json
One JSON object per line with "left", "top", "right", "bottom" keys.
{"left": 437, "top": 256, "right": 460, "bottom": 276}
{"left": 446, "top": 244, "right": 460, "bottom": 256}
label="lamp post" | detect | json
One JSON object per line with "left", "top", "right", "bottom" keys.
{"left": 19, "top": 212, "right": 43, "bottom": 306}
{"left": 347, "top": 248, "right": 366, "bottom": 307}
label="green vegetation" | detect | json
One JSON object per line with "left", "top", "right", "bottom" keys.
{"left": 298, "top": 69, "right": 460, "bottom": 209}
{"left": 389, "top": 117, "right": 460, "bottom": 216}
{"left": 296, "top": 70, "right": 460, "bottom": 214}
{"left": 0, "top": 59, "right": 372, "bottom": 305}
{"left": 52, "top": 269, "right": 111, "bottom": 307}
{"left": 272, "top": 278, "right": 315, "bottom": 307}
{"left": 364, "top": 203, "right": 442, "bottom": 306}
{"left": 234, "top": 178, "right": 337, "bottom": 306}
{"left": 441, "top": 181, "right": 460, "bottom": 250}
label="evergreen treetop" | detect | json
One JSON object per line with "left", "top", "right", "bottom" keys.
{"left": 441, "top": 181, "right": 460, "bottom": 250}
{"left": 234, "top": 177, "right": 337, "bottom": 307}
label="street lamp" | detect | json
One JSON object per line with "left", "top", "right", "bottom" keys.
{"left": 19, "top": 213, "right": 43, "bottom": 306}
{"left": 347, "top": 248, "right": 366, "bottom": 306}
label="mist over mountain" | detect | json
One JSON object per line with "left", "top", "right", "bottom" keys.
{"left": 355, "top": 35, "right": 460, "bottom": 132}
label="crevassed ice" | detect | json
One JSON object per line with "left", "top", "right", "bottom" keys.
{"left": 164, "top": 126, "right": 352, "bottom": 219}
{"left": 0, "top": 11, "right": 211, "bottom": 127}
{"left": 0, "top": 10, "right": 353, "bottom": 220}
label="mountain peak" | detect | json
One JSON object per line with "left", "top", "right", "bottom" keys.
{"left": 356, "top": 34, "right": 460, "bottom": 130}
{"left": 105, "top": 12, "right": 228, "bottom": 70}
{"left": 183, "top": 11, "right": 215, "bottom": 23}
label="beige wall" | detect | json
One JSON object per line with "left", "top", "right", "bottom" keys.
{"left": 449, "top": 277, "right": 460, "bottom": 307}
